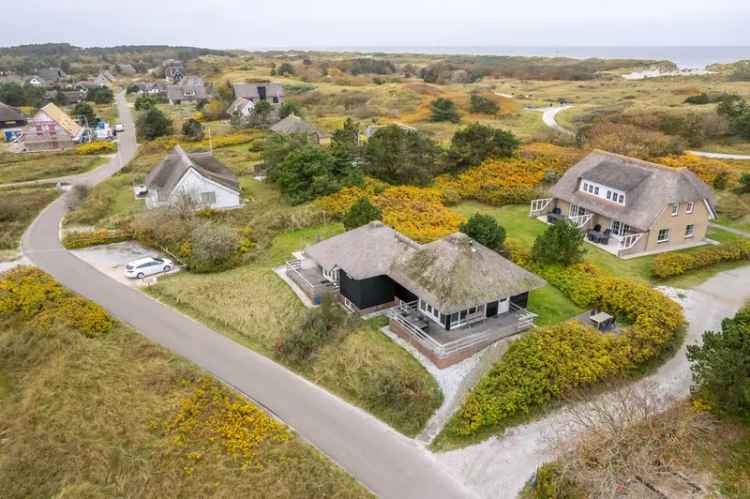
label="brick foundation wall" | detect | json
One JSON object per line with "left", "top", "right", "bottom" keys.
{"left": 336, "top": 294, "right": 395, "bottom": 316}
{"left": 389, "top": 319, "right": 502, "bottom": 369}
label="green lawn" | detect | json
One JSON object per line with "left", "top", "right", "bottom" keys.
{"left": 0, "top": 152, "right": 106, "bottom": 184}
{"left": 453, "top": 201, "right": 750, "bottom": 288}
{"left": 527, "top": 284, "right": 585, "bottom": 326}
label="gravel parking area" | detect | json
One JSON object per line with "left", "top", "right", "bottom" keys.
{"left": 71, "top": 241, "right": 179, "bottom": 287}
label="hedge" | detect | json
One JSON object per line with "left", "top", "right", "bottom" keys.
{"left": 651, "top": 240, "right": 750, "bottom": 278}
{"left": 442, "top": 244, "right": 684, "bottom": 439}
{"left": 75, "top": 141, "right": 117, "bottom": 155}
{"left": 0, "top": 267, "right": 113, "bottom": 337}
{"left": 62, "top": 229, "right": 132, "bottom": 249}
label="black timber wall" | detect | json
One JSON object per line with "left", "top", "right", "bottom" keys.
{"left": 339, "top": 271, "right": 395, "bottom": 310}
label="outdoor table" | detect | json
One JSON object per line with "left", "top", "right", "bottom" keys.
{"left": 590, "top": 311, "right": 613, "bottom": 331}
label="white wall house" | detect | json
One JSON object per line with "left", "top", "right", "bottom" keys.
{"left": 144, "top": 145, "right": 241, "bottom": 210}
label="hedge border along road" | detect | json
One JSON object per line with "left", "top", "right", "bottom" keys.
{"left": 652, "top": 240, "right": 750, "bottom": 278}
{"left": 21, "top": 92, "right": 475, "bottom": 499}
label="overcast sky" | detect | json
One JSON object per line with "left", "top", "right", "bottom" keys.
{"left": 2, "top": 0, "right": 749, "bottom": 49}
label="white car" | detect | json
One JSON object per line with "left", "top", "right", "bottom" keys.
{"left": 124, "top": 257, "right": 173, "bottom": 279}
{"left": 115, "top": 123, "right": 125, "bottom": 133}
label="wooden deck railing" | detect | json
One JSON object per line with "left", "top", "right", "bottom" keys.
{"left": 387, "top": 304, "right": 537, "bottom": 358}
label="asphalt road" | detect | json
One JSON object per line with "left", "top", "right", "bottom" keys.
{"left": 22, "top": 92, "right": 474, "bottom": 499}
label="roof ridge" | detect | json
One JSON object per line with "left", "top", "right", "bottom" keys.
{"left": 591, "top": 149, "right": 683, "bottom": 174}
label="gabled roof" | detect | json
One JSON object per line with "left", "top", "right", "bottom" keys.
{"left": 549, "top": 151, "right": 716, "bottom": 231}
{"left": 304, "top": 222, "right": 545, "bottom": 314}
{"left": 166, "top": 82, "right": 207, "bottom": 101}
{"left": 35, "top": 103, "right": 83, "bottom": 138}
{"left": 0, "top": 102, "right": 26, "bottom": 123}
{"left": 270, "top": 114, "right": 327, "bottom": 138}
{"left": 38, "top": 68, "right": 65, "bottom": 82}
{"left": 233, "top": 82, "right": 284, "bottom": 100}
{"left": 144, "top": 145, "right": 240, "bottom": 195}
{"left": 227, "top": 97, "right": 254, "bottom": 115}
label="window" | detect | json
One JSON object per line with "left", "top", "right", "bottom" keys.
{"left": 581, "top": 182, "right": 588, "bottom": 192}
{"left": 201, "top": 192, "right": 216, "bottom": 204}
{"left": 657, "top": 229, "right": 670, "bottom": 243}
{"left": 685, "top": 224, "right": 695, "bottom": 238}
{"left": 618, "top": 194, "right": 624, "bottom": 204}
{"left": 671, "top": 203, "right": 679, "bottom": 216}
{"left": 468, "top": 307, "right": 476, "bottom": 314}
{"left": 594, "top": 186, "right": 599, "bottom": 195}
{"left": 606, "top": 191, "right": 612, "bottom": 200}
{"left": 686, "top": 202, "right": 695, "bottom": 214}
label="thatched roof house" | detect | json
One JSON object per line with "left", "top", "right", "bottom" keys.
{"left": 270, "top": 114, "right": 328, "bottom": 142}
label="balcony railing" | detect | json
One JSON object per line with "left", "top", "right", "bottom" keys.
{"left": 387, "top": 303, "right": 537, "bottom": 358}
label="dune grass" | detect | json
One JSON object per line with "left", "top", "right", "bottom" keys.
{"left": 146, "top": 223, "right": 443, "bottom": 437}
{"left": 0, "top": 152, "right": 106, "bottom": 184}
{"left": 0, "top": 271, "right": 372, "bottom": 499}
{"left": 0, "top": 185, "right": 58, "bottom": 251}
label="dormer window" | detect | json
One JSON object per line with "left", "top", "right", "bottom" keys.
{"left": 671, "top": 203, "right": 678, "bottom": 216}
{"left": 581, "top": 179, "right": 625, "bottom": 205}
{"left": 686, "top": 202, "right": 694, "bottom": 214}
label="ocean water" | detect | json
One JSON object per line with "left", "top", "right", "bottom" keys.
{"left": 318, "top": 46, "right": 750, "bottom": 70}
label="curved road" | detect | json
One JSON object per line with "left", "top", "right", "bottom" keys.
{"left": 536, "top": 105, "right": 750, "bottom": 160}
{"left": 21, "top": 93, "right": 475, "bottom": 499}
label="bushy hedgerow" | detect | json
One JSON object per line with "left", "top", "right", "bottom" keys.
{"left": 316, "top": 179, "right": 464, "bottom": 243}
{"left": 74, "top": 141, "right": 117, "bottom": 155}
{"left": 0, "top": 267, "right": 113, "bottom": 337}
{"left": 62, "top": 228, "right": 133, "bottom": 249}
{"left": 651, "top": 240, "right": 750, "bottom": 278}
{"left": 443, "top": 244, "right": 684, "bottom": 439}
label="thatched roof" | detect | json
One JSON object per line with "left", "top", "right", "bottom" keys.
{"left": 304, "top": 222, "right": 420, "bottom": 280}
{"left": 233, "top": 82, "right": 284, "bottom": 100}
{"left": 390, "top": 233, "right": 545, "bottom": 313}
{"left": 270, "top": 114, "right": 327, "bottom": 139}
{"left": 304, "top": 222, "right": 545, "bottom": 313}
{"left": 550, "top": 151, "right": 716, "bottom": 231}
{"left": 145, "top": 145, "right": 239, "bottom": 195}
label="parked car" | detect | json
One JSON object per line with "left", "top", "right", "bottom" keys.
{"left": 124, "top": 257, "right": 173, "bottom": 279}
{"left": 115, "top": 123, "right": 125, "bottom": 133}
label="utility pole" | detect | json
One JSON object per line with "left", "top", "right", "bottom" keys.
{"left": 208, "top": 126, "right": 213, "bottom": 154}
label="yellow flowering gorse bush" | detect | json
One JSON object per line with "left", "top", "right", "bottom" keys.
{"left": 165, "top": 377, "right": 290, "bottom": 468}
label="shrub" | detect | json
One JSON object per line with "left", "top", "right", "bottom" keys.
{"left": 62, "top": 228, "right": 132, "bottom": 249}
{"left": 74, "top": 141, "right": 116, "bottom": 155}
{"left": 687, "top": 307, "right": 750, "bottom": 417}
{"left": 531, "top": 220, "right": 585, "bottom": 266}
{"left": 137, "top": 107, "right": 173, "bottom": 141}
{"left": 72, "top": 102, "right": 96, "bottom": 126}
{"left": 446, "top": 123, "right": 520, "bottom": 174}
{"left": 134, "top": 95, "right": 157, "bottom": 111}
{"left": 460, "top": 213, "right": 506, "bottom": 251}
{"left": 0, "top": 267, "right": 113, "bottom": 337}
{"left": 342, "top": 196, "right": 382, "bottom": 230}
{"left": 275, "top": 294, "right": 347, "bottom": 364}
{"left": 86, "top": 86, "right": 114, "bottom": 104}
{"left": 713, "top": 171, "right": 730, "bottom": 190}
{"left": 181, "top": 118, "right": 204, "bottom": 141}
{"left": 363, "top": 125, "right": 442, "bottom": 186}
{"left": 651, "top": 240, "right": 750, "bottom": 278}
{"left": 469, "top": 94, "right": 499, "bottom": 114}
{"left": 429, "top": 97, "right": 460, "bottom": 123}
{"left": 189, "top": 223, "right": 240, "bottom": 272}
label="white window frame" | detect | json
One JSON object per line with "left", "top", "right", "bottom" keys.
{"left": 685, "top": 224, "right": 695, "bottom": 238}
{"left": 671, "top": 203, "right": 679, "bottom": 217}
{"left": 686, "top": 202, "right": 695, "bottom": 214}
{"left": 657, "top": 228, "right": 670, "bottom": 243}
